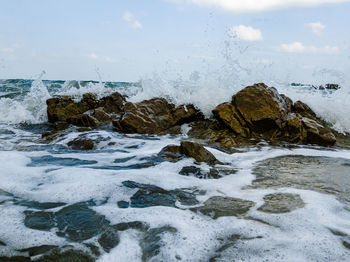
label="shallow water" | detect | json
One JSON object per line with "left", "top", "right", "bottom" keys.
{"left": 1, "top": 79, "right": 350, "bottom": 261}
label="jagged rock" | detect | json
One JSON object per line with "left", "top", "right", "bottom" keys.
{"left": 91, "top": 108, "right": 113, "bottom": 122}
{"left": 180, "top": 141, "right": 221, "bottom": 165}
{"left": 99, "top": 92, "right": 126, "bottom": 114}
{"left": 113, "top": 98, "right": 202, "bottom": 134}
{"left": 292, "top": 100, "right": 316, "bottom": 119}
{"left": 211, "top": 83, "right": 336, "bottom": 146}
{"left": 67, "top": 138, "right": 95, "bottom": 150}
{"left": 232, "top": 83, "right": 289, "bottom": 132}
{"left": 47, "top": 93, "right": 99, "bottom": 123}
{"left": 46, "top": 92, "right": 124, "bottom": 127}
{"left": 212, "top": 102, "right": 250, "bottom": 137}
{"left": 68, "top": 114, "right": 99, "bottom": 127}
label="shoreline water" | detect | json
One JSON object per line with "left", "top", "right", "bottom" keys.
{"left": 0, "top": 79, "right": 350, "bottom": 261}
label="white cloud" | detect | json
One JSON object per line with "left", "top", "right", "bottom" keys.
{"left": 229, "top": 25, "right": 263, "bottom": 41}
{"left": 88, "top": 53, "right": 113, "bottom": 62}
{"left": 307, "top": 22, "right": 325, "bottom": 36}
{"left": 168, "top": 0, "right": 350, "bottom": 13}
{"left": 281, "top": 42, "right": 339, "bottom": 54}
{"left": 122, "top": 11, "right": 143, "bottom": 30}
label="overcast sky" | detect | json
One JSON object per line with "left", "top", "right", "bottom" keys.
{"left": 0, "top": 0, "right": 349, "bottom": 83}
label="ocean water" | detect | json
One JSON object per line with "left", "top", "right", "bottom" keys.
{"left": 0, "top": 77, "right": 350, "bottom": 261}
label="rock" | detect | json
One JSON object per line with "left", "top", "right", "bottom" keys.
{"left": 232, "top": 83, "right": 289, "bottom": 132}
{"left": 47, "top": 93, "right": 98, "bottom": 123}
{"left": 98, "top": 228, "right": 120, "bottom": 252}
{"left": 258, "top": 193, "right": 305, "bottom": 213}
{"left": 180, "top": 141, "right": 221, "bottom": 165}
{"left": 68, "top": 114, "right": 99, "bottom": 127}
{"left": 99, "top": 92, "right": 126, "bottom": 114}
{"left": 91, "top": 108, "right": 113, "bottom": 122}
{"left": 302, "top": 117, "right": 336, "bottom": 145}
{"left": 67, "top": 138, "right": 95, "bottom": 150}
{"left": 157, "top": 145, "right": 183, "bottom": 162}
{"left": 113, "top": 98, "right": 202, "bottom": 134}
{"left": 192, "top": 196, "right": 255, "bottom": 219}
{"left": 212, "top": 102, "right": 249, "bottom": 137}
{"left": 292, "top": 100, "right": 316, "bottom": 119}
{"left": 120, "top": 181, "right": 199, "bottom": 208}
{"left": 35, "top": 249, "right": 95, "bottom": 262}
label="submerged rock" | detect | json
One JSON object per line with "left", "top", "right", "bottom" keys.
{"left": 67, "top": 138, "right": 95, "bottom": 150}
{"left": 258, "top": 193, "right": 305, "bottom": 213}
{"left": 192, "top": 196, "right": 255, "bottom": 219}
{"left": 157, "top": 145, "right": 183, "bottom": 162}
{"left": 119, "top": 181, "right": 199, "bottom": 208}
{"left": 247, "top": 155, "right": 350, "bottom": 203}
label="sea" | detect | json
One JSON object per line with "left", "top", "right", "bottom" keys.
{"left": 0, "top": 75, "right": 350, "bottom": 261}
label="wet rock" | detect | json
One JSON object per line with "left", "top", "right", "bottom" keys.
{"left": 99, "top": 91, "right": 126, "bottom": 114}
{"left": 247, "top": 155, "right": 350, "bottom": 203}
{"left": 47, "top": 93, "right": 99, "bottom": 123}
{"left": 121, "top": 181, "right": 199, "bottom": 208}
{"left": 35, "top": 249, "right": 94, "bottom": 262}
{"left": 179, "top": 166, "right": 235, "bottom": 179}
{"left": 68, "top": 114, "right": 99, "bottom": 128}
{"left": 112, "top": 221, "right": 150, "bottom": 232}
{"left": 292, "top": 100, "right": 316, "bottom": 119}
{"left": 157, "top": 145, "right": 183, "bottom": 162}
{"left": 180, "top": 141, "right": 221, "bottom": 165}
{"left": 67, "top": 138, "right": 95, "bottom": 150}
{"left": 212, "top": 102, "right": 250, "bottom": 137}
{"left": 140, "top": 226, "right": 177, "bottom": 262}
{"left": 91, "top": 107, "right": 113, "bottom": 122}
{"left": 258, "top": 193, "right": 305, "bottom": 213}
{"left": 19, "top": 245, "right": 58, "bottom": 257}
{"left": 0, "top": 256, "right": 31, "bottom": 262}
{"left": 0, "top": 240, "right": 6, "bottom": 246}
{"left": 301, "top": 117, "right": 336, "bottom": 146}
{"left": 113, "top": 98, "right": 202, "bottom": 134}
{"left": 24, "top": 202, "right": 109, "bottom": 242}
{"left": 193, "top": 196, "right": 255, "bottom": 219}
{"left": 232, "top": 83, "right": 289, "bottom": 132}
{"left": 98, "top": 227, "right": 120, "bottom": 252}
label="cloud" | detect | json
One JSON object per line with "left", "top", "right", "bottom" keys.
{"left": 281, "top": 42, "right": 339, "bottom": 54}
{"left": 123, "top": 12, "right": 143, "bottom": 30}
{"left": 88, "top": 53, "right": 113, "bottom": 62}
{"left": 229, "top": 25, "right": 263, "bottom": 41}
{"left": 168, "top": 0, "right": 350, "bottom": 13}
{"left": 307, "top": 22, "right": 325, "bottom": 36}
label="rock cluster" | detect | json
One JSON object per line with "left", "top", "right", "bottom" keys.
{"left": 46, "top": 83, "right": 337, "bottom": 148}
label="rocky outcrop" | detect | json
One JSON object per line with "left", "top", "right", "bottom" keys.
{"left": 212, "top": 83, "right": 336, "bottom": 146}
{"left": 46, "top": 92, "right": 126, "bottom": 128}
{"left": 45, "top": 83, "right": 337, "bottom": 148}
{"left": 113, "top": 98, "right": 202, "bottom": 134}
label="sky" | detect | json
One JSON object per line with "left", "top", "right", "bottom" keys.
{"left": 0, "top": 0, "right": 349, "bottom": 83}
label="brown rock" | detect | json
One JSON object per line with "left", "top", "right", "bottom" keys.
{"left": 99, "top": 92, "right": 126, "bottom": 114}
{"left": 301, "top": 117, "right": 336, "bottom": 146}
{"left": 292, "top": 100, "right": 317, "bottom": 119}
{"left": 68, "top": 114, "right": 99, "bottom": 127}
{"left": 157, "top": 145, "right": 183, "bottom": 162}
{"left": 212, "top": 102, "right": 250, "bottom": 137}
{"left": 180, "top": 141, "right": 221, "bottom": 165}
{"left": 114, "top": 98, "right": 202, "bottom": 134}
{"left": 92, "top": 108, "right": 113, "bottom": 122}
{"left": 67, "top": 138, "right": 94, "bottom": 150}
{"left": 232, "top": 83, "right": 289, "bottom": 132}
